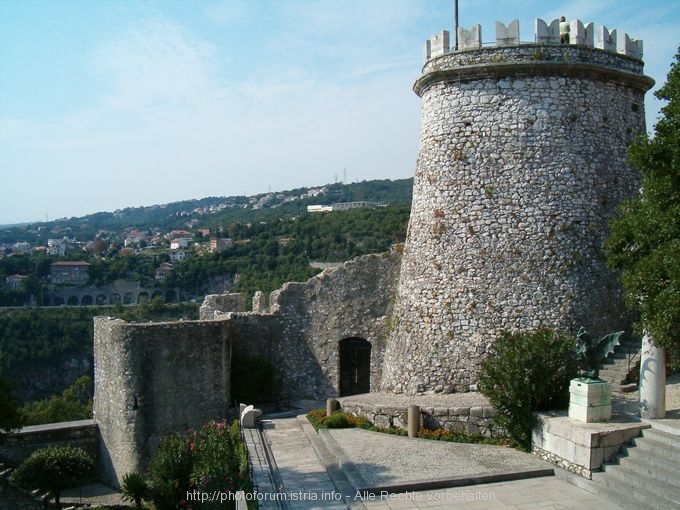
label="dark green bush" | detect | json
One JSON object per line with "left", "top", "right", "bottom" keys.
{"left": 20, "top": 375, "right": 92, "bottom": 425}
{"left": 148, "top": 433, "right": 193, "bottom": 510}
{"left": 478, "top": 329, "right": 578, "bottom": 451}
{"left": 147, "top": 420, "right": 252, "bottom": 510}
{"left": 0, "top": 372, "right": 22, "bottom": 441}
{"left": 307, "top": 409, "right": 374, "bottom": 430}
{"left": 325, "top": 412, "right": 350, "bottom": 428}
{"left": 10, "top": 445, "right": 95, "bottom": 510}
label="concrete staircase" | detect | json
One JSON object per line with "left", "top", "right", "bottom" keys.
{"left": 590, "top": 426, "right": 680, "bottom": 510}
{"left": 598, "top": 336, "right": 641, "bottom": 392}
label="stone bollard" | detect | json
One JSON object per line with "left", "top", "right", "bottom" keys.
{"left": 326, "top": 398, "right": 339, "bottom": 417}
{"left": 240, "top": 404, "right": 262, "bottom": 429}
{"left": 408, "top": 405, "right": 420, "bottom": 438}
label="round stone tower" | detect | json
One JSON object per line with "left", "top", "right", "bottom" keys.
{"left": 381, "top": 20, "right": 654, "bottom": 394}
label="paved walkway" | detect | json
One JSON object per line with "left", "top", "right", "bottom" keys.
{"left": 262, "top": 416, "right": 347, "bottom": 509}
{"left": 257, "top": 413, "right": 627, "bottom": 510}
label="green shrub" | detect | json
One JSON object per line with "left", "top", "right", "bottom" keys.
{"left": 147, "top": 420, "right": 252, "bottom": 510}
{"left": 0, "top": 372, "right": 23, "bottom": 441}
{"left": 307, "top": 409, "right": 374, "bottom": 430}
{"left": 10, "top": 445, "right": 95, "bottom": 510}
{"left": 121, "top": 472, "right": 148, "bottom": 510}
{"left": 478, "top": 329, "right": 578, "bottom": 451}
{"left": 147, "top": 433, "right": 193, "bottom": 510}
{"left": 325, "top": 412, "right": 350, "bottom": 428}
{"left": 306, "top": 408, "right": 327, "bottom": 429}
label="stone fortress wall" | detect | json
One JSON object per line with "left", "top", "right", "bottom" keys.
{"left": 90, "top": 16, "right": 655, "bottom": 487}
{"left": 94, "top": 251, "right": 400, "bottom": 487}
{"left": 380, "top": 18, "right": 654, "bottom": 395}
{"left": 94, "top": 317, "right": 232, "bottom": 486}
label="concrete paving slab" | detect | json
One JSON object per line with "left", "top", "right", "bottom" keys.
{"left": 325, "top": 427, "right": 553, "bottom": 492}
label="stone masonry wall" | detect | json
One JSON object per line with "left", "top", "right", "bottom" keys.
{"left": 0, "top": 420, "right": 98, "bottom": 467}
{"left": 381, "top": 44, "right": 653, "bottom": 395}
{"left": 339, "top": 401, "right": 498, "bottom": 437}
{"left": 94, "top": 251, "right": 399, "bottom": 485}
{"left": 94, "top": 317, "right": 230, "bottom": 488}
{"left": 208, "top": 250, "right": 401, "bottom": 399}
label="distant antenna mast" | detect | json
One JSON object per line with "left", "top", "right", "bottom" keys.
{"left": 343, "top": 167, "right": 348, "bottom": 184}
{"left": 454, "top": 0, "right": 459, "bottom": 50}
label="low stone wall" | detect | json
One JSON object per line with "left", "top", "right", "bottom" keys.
{"left": 531, "top": 411, "right": 649, "bottom": 478}
{"left": 0, "top": 419, "right": 99, "bottom": 467}
{"left": 339, "top": 394, "right": 499, "bottom": 437}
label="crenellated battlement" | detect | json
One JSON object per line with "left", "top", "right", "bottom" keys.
{"left": 424, "top": 18, "right": 643, "bottom": 62}
{"left": 384, "top": 16, "right": 653, "bottom": 396}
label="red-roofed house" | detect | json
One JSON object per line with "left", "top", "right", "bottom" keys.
{"left": 50, "top": 261, "right": 91, "bottom": 285}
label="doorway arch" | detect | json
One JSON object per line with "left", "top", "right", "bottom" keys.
{"left": 339, "top": 337, "right": 371, "bottom": 397}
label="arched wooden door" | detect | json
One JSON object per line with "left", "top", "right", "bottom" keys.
{"left": 339, "top": 338, "right": 371, "bottom": 396}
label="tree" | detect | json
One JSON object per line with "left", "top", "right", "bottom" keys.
{"left": 10, "top": 445, "right": 95, "bottom": 509}
{"left": 0, "top": 372, "right": 23, "bottom": 441}
{"left": 605, "top": 48, "right": 680, "bottom": 357}
{"left": 20, "top": 375, "right": 92, "bottom": 425}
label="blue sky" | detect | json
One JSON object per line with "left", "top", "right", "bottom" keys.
{"left": 1, "top": 0, "right": 679, "bottom": 225}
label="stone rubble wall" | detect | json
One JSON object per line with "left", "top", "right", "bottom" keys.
{"left": 93, "top": 250, "right": 400, "bottom": 485}
{"left": 226, "top": 250, "right": 401, "bottom": 399}
{"left": 422, "top": 44, "right": 646, "bottom": 79}
{"left": 339, "top": 401, "right": 499, "bottom": 437}
{"left": 381, "top": 45, "right": 653, "bottom": 395}
{"left": 94, "top": 317, "right": 231, "bottom": 488}
{"left": 199, "top": 292, "right": 245, "bottom": 319}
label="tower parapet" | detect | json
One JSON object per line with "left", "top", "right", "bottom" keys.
{"left": 424, "top": 18, "right": 643, "bottom": 61}
{"left": 382, "top": 19, "right": 654, "bottom": 395}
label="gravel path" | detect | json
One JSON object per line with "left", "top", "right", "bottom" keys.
{"left": 613, "top": 372, "right": 680, "bottom": 416}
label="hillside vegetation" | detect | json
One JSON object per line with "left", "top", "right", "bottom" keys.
{"left": 0, "top": 179, "right": 412, "bottom": 404}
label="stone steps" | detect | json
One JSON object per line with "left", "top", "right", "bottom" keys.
{"left": 590, "top": 427, "right": 680, "bottom": 510}
{"left": 0, "top": 463, "right": 45, "bottom": 510}
{"left": 598, "top": 338, "right": 641, "bottom": 392}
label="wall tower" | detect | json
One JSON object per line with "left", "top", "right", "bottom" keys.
{"left": 381, "top": 19, "right": 654, "bottom": 394}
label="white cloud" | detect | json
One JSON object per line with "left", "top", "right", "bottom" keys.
{"left": 92, "top": 17, "right": 221, "bottom": 112}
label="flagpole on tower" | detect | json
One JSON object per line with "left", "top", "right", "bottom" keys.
{"left": 454, "top": 0, "right": 459, "bottom": 50}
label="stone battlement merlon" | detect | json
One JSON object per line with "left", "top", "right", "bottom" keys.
{"left": 424, "top": 18, "right": 644, "bottom": 63}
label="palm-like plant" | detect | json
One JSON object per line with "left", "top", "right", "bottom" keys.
{"left": 121, "top": 472, "right": 148, "bottom": 510}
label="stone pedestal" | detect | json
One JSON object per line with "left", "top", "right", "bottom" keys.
{"left": 568, "top": 378, "right": 611, "bottom": 423}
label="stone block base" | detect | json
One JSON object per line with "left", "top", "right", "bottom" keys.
{"left": 568, "top": 378, "right": 612, "bottom": 422}
{"left": 532, "top": 411, "right": 649, "bottom": 478}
